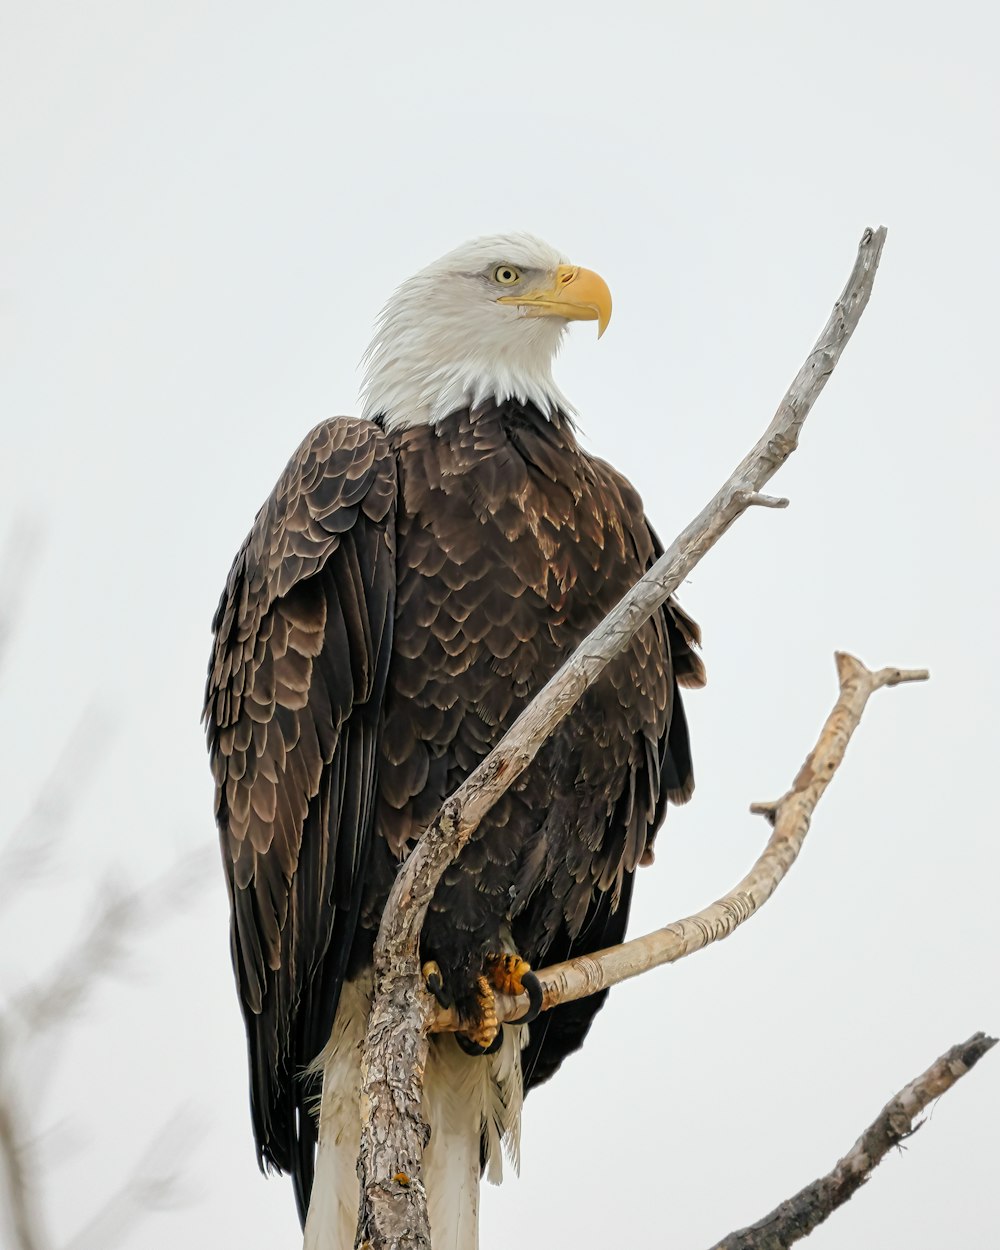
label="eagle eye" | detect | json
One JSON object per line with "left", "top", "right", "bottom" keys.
{"left": 493, "top": 265, "right": 520, "bottom": 285}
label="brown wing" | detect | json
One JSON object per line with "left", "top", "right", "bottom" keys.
{"left": 204, "top": 417, "right": 396, "bottom": 1217}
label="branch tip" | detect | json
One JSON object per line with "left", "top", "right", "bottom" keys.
{"left": 747, "top": 492, "right": 790, "bottom": 510}
{"left": 876, "top": 666, "right": 930, "bottom": 688}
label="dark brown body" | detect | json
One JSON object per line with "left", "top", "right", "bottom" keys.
{"left": 205, "top": 398, "right": 703, "bottom": 1216}
{"left": 364, "top": 402, "right": 701, "bottom": 1006}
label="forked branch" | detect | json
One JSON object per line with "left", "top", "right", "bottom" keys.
{"left": 354, "top": 228, "right": 887, "bottom": 1250}
{"left": 433, "top": 653, "right": 928, "bottom": 1031}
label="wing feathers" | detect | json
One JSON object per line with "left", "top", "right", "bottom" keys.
{"left": 205, "top": 418, "right": 396, "bottom": 1203}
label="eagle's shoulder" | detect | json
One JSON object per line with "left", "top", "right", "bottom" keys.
{"left": 248, "top": 416, "right": 395, "bottom": 596}
{"left": 207, "top": 418, "right": 396, "bottom": 674}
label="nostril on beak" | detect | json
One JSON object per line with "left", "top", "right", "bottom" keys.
{"left": 559, "top": 267, "right": 578, "bottom": 286}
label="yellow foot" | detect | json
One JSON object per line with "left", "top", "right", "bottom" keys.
{"left": 487, "top": 953, "right": 532, "bottom": 997}
{"left": 428, "top": 963, "right": 500, "bottom": 1054}
{"left": 485, "top": 953, "right": 543, "bottom": 1025}
{"left": 459, "top": 975, "right": 500, "bottom": 1052}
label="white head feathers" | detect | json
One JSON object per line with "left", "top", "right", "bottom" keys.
{"left": 360, "top": 233, "right": 577, "bottom": 430}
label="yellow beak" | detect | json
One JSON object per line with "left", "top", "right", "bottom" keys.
{"left": 496, "top": 264, "right": 613, "bottom": 338}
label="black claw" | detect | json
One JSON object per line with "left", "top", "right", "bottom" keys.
{"left": 425, "top": 971, "right": 453, "bottom": 1010}
{"left": 512, "top": 971, "right": 543, "bottom": 1026}
{"left": 456, "top": 1025, "right": 504, "bottom": 1056}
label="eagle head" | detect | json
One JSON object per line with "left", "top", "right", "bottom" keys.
{"left": 360, "top": 233, "right": 612, "bottom": 430}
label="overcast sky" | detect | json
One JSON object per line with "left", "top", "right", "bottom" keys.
{"left": 2, "top": 2, "right": 997, "bottom": 1248}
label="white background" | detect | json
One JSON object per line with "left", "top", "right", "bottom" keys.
{"left": 2, "top": 3, "right": 997, "bottom": 1247}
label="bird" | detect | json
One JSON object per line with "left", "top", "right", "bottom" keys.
{"left": 204, "top": 233, "right": 705, "bottom": 1250}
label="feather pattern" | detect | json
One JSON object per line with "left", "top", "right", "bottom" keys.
{"left": 205, "top": 417, "right": 397, "bottom": 1218}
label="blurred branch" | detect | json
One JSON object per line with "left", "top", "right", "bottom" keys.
{"left": 63, "top": 1111, "right": 197, "bottom": 1250}
{"left": 0, "top": 528, "right": 210, "bottom": 1248}
{"left": 11, "top": 851, "right": 211, "bottom": 1045}
{"left": 433, "top": 653, "right": 928, "bottom": 1031}
{"left": 708, "top": 1033, "right": 998, "bottom": 1249}
{"left": 0, "top": 1038, "right": 50, "bottom": 1250}
{"left": 0, "top": 524, "right": 111, "bottom": 903}
{"left": 0, "top": 705, "right": 112, "bottom": 904}
{"left": 0, "top": 852, "right": 211, "bottom": 1249}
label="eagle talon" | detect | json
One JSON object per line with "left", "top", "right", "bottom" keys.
{"left": 456, "top": 1025, "right": 504, "bottom": 1056}
{"left": 422, "top": 960, "right": 452, "bottom": 1009}
{"left": 454, "top": 974, "right": 500, "bottom": 1053}
{"left": 486, "top": 953, "right": 542, "bottom": 1024}
{"left": 512, "top": 969, "right": 543, "bottom": 1025}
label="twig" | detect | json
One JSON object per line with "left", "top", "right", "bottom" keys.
{"left": 11, "top": 853, "right": 211, "bottom": 1041}
{"left": 0, "top": 705, "right": 112, "bottom": 903}
{"left": 354, "top": 227, "right": 887, "bottom": 1250}
{"left": 63, "top": 1111, "right": 196, "bottom": 1250}
{"left": 707, "top": 1033, "right": 997, "bottom": 1249}
{"left": 0, "top": 1038, "right": 49, "bottom": 1250}
{"left": 433, "top": 654, "right": 928, "bottom": 1031}
{"left": 747, "top": 492, "right": 790, "bottom": 509}
{"left": 0, "top": 854, "right": 210, "bottom": 1249}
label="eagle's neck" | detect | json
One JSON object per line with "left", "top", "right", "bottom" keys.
{"left": 360, "top": 290, "right": 572, "bottom": 432}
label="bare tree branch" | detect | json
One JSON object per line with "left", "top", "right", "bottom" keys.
{"left": 353, "top": 227, "right": 888, "bottom": 1250}
{"left": 707, "top": 1033, "right": 997, "bottom": 1250}
{"left": 0, "top": 854, "right": 211, "bottom": 1250}
{"left": 0, "top": 1034, "right": 50, "bottom": 1250}
{"left": 433, "top": 653, "right": 928, "bottom": 1032}
{"left": 0, "top": 705, "right": 112, "bottom": 902}
{"left": 0, "top": 551, "right": 209, "bottom": 1250}
{"left": 10, "top": 852, "right": 211, "bottom": 1042}
{"left": 63, "top": 1111, "right": 197, "bottom": 1250}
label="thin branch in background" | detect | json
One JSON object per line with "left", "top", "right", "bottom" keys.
{"left": 0, "top": 1051, "right": 50, "bottom": 1250}
{"left": 708, "top": 1033, "right": 998, "bottom": 1250}
{"left": 0, "top": 542, "right": 212, "bottom": 1250}
{"left": 354, "top": 228, "right": 888, "bottom": 1250}
{"left": 11, "top": 850, "right": 213, "bottom": 1045}
{"left": 433, "top": 654, "right": 928, "bottom": 1032}
{"left": 0, "top": 852, "right": 212, "bottom": 1250}
{"left": 63, "top": 1110, "right": 200, "bottom": 1250}
{"left": 0, "top": 704, "right": 113, "bottom": 903}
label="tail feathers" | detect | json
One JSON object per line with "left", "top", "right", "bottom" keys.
{"left": 480, "top": 1025, "right": 523, "bottom": 1183}
{"left": 424, "top": 1040, "right": 483, "bottom": 1250}
{"left": 421, "top": 1027, "right": 525, "bottom": 1249}
{"left": 291, "top": 1083, "right": 320, "bottom": 1226}
{"left": 303, "top": 978, "right": 368, "bottom": 1250}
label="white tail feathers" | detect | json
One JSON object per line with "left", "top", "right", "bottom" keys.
{"left": 303, "top": 978, "right": 368, "bottom": 1250}
{"left": 303, "top": 974, "right": 524, "bottom": 1250}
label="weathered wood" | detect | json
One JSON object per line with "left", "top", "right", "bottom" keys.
{"left": 707, "top": 1032, "right": 997, "bottom": 1250}
{"left": 353, "top": 227, "right": 888, "bottom": 1250}
{"left": 355, "top": 976, "right": 432, "bottom": 1250}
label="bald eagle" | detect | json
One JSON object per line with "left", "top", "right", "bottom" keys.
{"left": 205, "top": 234, "right": 705, "bottom": 1249}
